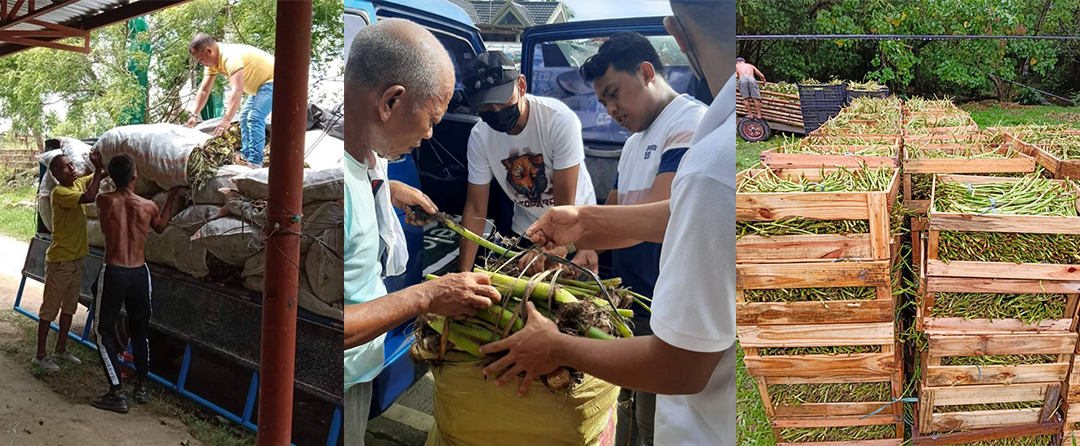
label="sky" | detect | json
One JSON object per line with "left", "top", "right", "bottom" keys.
{"left": 562, "top": 0, "right": 672, "bottom": 21}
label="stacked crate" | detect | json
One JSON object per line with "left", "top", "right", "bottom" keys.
{"left": 736, "top": 167, "right": 905, "bottom": 445}
{"left": 798, "top": 83, "right": 848, "bottom": 134}
{"left": 909, "top": 174, "right": 1080, "bottom": 444}
{"left": 736, "top": 82, "right": 805, "bottom": 132}
{"left": 1000, "top": 129, "right": 1080, "bottom": 180}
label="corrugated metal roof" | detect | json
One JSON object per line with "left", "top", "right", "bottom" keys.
{"left": 517, "top": 1, "right": 559, "bottom": 25}
{"left": 470, "top": 1, "right": 506, "bottom": 24}
{"left": 5, "top": 0, "right": 130, "bottom": 32}
{"left": 466, "top": 0, "right": 561, "bottom": 26}
{"left": 1, "top": 0, "right": 189, "bottom": 58}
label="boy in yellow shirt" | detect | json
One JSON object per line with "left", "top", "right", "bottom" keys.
{"left": 33, "top": 151, "right": 105, "bottom": 372}
{"left": 186, "top": 33, "right": 274, "bottom": 168}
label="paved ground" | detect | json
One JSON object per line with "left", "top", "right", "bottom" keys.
{"left": 0, "top": 236, "right": 202, "bottom": 446}
{"left": 365, "top": 372, "right": 434, "bottom": 446}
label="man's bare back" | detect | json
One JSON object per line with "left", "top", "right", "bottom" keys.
{"left": 97, "top": 187, "right": 179, "bottom": 267}
{"left": 735, "top": 62, "right": 760, "bottom": 80}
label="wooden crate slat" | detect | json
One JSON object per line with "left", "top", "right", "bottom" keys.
{"left": 925, "top": 277, "right": 1080, "bottom": 295}
{"left": 925, "top": 363, "right": 1070, "bottom": 386}
{"left": 928, "top": 382, "right": 1056, "bottom": 406}
{"left": 773, "top": 401, "right": 898, "bottom": 418}
{"left": 736, "top": 234, "right": 874, "bottom": 262}
{"left": 771, "top": 414, "right": 901, "bottom": 428}
{"left": 928, "top": 332, "right": 1077, "bottom": 357}
{"left": 744, "top": 353, "right": 896, "bottom": 381}
{"left": 738, "top": 322, "right": 894, "bottom": 348}
{"left": 737, "top": 299, "right": 893, "bottom": 326}
{"left": 737, "top": 261, "right": 891, "bottom": 289}
{"left": 929, "top": 408, "right": 1042, "bottom": 433}
{"left": 926, "top": 260, "right": 1080, "bottom": 281}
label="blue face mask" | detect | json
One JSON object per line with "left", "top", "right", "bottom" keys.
{"left": 479, "top": 99, "right": 522, "bottom": 133}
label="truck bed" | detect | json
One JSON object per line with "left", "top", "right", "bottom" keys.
{"left": 23, "top": 234, "right": 343, "bottom": 406}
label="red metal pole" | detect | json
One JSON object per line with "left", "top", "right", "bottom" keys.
{"left": 258, "top": 1, "right": 311, "bottom": 445}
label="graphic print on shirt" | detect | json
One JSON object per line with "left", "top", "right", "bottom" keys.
{"left": 500, "top": 150, "right": 550, "bottom": 205}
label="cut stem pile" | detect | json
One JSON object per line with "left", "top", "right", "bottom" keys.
{"left": 929, "top": 292, "right": 1067, "bottom": 326}
{"left": 187, "top": 122, "right": 242, "bottom": 190}
{"left": 738, "top": 165, "right": 894, "bottom": 193}
{"left": 933, "top": 176, "right": 1079, "bottom": 216}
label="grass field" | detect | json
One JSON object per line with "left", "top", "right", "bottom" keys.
{"left": 734, "top": 102, "right": 1080, "bottom": 446}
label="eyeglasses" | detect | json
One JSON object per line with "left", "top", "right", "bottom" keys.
{"left": 463, "top": 65, "right": 518, "bottom": 95}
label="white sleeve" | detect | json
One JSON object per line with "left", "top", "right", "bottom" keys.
{"left": 466, "top": 125, "right": 493, "bottom": 186}
{"left": 547, "top": 104, "right": 586, "bottom": 170}
{"left": 650, "top": 172, "right": 736, "bottom": 353}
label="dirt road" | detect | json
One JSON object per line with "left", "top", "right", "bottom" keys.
{"left": 0, "top": 236, "right": 202, "bottom": 446}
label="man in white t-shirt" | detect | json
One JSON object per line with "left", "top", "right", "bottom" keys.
{"left": 457, "top": 51, "right": 598, "bottom": 274}
{"left": 476, "top": 2, "right": 736, "bottom": 445}
{"left": 579, "top": 31, "right": 707, "bottom": 446}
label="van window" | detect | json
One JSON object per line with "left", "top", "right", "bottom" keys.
{"left": 530, "top": 35, "right": 696, "bottom": 144}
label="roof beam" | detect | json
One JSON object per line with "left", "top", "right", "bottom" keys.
{"left": 0, "top": 0, "right": 76, "bottom": 31}
{"left": 0, "top": 0, "right": 190, "bottom": 58}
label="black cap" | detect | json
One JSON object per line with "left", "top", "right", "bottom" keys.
{"left": 462, "top": 51, "right": 520, "bottom": 109}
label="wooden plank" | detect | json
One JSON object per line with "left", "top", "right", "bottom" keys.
{"left": 922, "top": 317, "right": 1074, "bottom": 334}
{"left": 737, "top": 192, "right": 873, "bottom": 222}
{"left": 928, "top": 383, "right": 1056, "bottom": 406}
{"left": 771, "top": 414, "right": 900, "bottom": 428}
{"left": 913, "top": 416, "right": 1062, "bottom": 444}
{"left": 737, "top": 322, "right": 894, "bottom": 348}
{"left": 773, "top": 401, "right": 899, "bottom": 418}
{"left": 761, "top": 152, "right": 899, "bottom": 169}
{"left": 744, "top": 353, "right": 896, "bottom": 381}
{"left": 778, "top": 440, "right": 900, "bottom": 446}
{"left": 928, "top": 212, "right": 1080, "bottom": 235}
{"left": 925, "top": 363, "right": 1070, "bottom": 386}
{"left": 927, "top": 260, "right": 1080, "bottom": 281}
{"left": 930, "top": 408, "right": 1042, "bottom": 432}
{"left": 736, "top": 233, "right": 873, "bottom": 262}
{"left": 737, "top": 261, "right": 891, "bottom": 289}
{"left": 926, "top": 277, "right": 1080, "bottom": 295}
{"left": 868, "top": 193, "right": 889, "bottom": 260}
{"left": 1060, "top": 161, "right": 1080, "bottom": 180}
{"left": 929, "top": 333, "right": 1077, "bottom": 357}
{"left": 903, "top": 157, "right": 1036, "bottom": 174}
{"left": 736, "top": 299, "right": 893, "bottom": 326}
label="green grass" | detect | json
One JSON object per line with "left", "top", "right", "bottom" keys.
{"left": 737, "top": 139, "right": 776, "bottom": 172}
{"left": 0, "top": 183, "right": 38, "bottom": 241}
{"left": 961, "top": 103, "right": 1080, "bottom": 128}
{"left": 737, "top": 344, "right": 776, "bottom": 446}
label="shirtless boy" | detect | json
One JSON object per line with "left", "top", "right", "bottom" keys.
{"left": 91, "top": 155, "right": 183, "bottom": 413}
{"left": 736, "top": 57, "right": 766, "bottom": 119}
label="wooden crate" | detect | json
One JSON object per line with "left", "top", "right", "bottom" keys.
{"left": 738, "top": 245, "right": 903, "bottom": 444}
{"left": 911, "top": 410, "right": 1063, "bottom": 445}
{"left": 736, "top": 167, "right": 900, "bottom": 263}
{"left": 902, "top": 144, "right": 1038, "bottom": 212}
{"left": 760, "top": 138, "right": 901, "bottom": 169}
{"left": 920, "top": 332, "right": 1076, "bottom": 388}
{"left": 1002, "top": 131, "right": 1080, "bottom": 180}
{"left": 737, "top": 87, "right": 805, "bottom": 131}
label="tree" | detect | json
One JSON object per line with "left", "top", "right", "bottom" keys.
{"left": 0, "top": 0, "right": 343, "bottom": 142}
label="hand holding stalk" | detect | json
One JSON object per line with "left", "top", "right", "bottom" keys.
{"left": 479, "top": 302, "right": 565, "bottom": 396}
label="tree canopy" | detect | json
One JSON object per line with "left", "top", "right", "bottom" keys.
{"left": 737, "top": 0, "right": 1080, "bottom": 103}
{"left": 0, "top": 0, "right": 343, "bottom": 146}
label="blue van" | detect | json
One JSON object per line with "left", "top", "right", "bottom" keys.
{"left": 344, "top": 0, "right": 711, "bottom": 418}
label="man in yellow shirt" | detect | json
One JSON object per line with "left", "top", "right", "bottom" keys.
{"left": 185, "top": 33, "right": 274, "bottom": 168}
{"left": 33, "top": 151, "right": 106, "bottom": 373}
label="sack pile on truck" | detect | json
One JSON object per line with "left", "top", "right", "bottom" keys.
{"left": 43, "top": 119, "right": 345, "bottom": 321}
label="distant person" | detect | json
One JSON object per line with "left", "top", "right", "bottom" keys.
{"left": 736, "top": 57, "right": 765, "bottom": 119}
{"left": 580, "top": 31, "right": 707, "bottom": 446}
{"left": 185, "top": 33, "right": 274, "bottom": 168}
{"left": 33, "top": 151, "right": 105, "bottom": 373}
{"left": 90, "top": 155, "right": 183, "bottom": 413}
{"left": 458, "top": 50, "right": 598, "bottom": 275}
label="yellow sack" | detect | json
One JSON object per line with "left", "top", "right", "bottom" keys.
{"left": 425, "top": 361, "right": 619, "bottom": 446}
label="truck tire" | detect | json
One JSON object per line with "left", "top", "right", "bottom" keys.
{"left": 738, "top": 118, "right": 771, "bottom": 142}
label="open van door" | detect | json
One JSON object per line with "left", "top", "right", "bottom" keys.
{"left": 344, "top": 0, "right": 486, "bottom": 418}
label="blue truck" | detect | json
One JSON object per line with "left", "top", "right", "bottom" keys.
{"left": 346, "top": 0, "right": 712, "bottom": 418}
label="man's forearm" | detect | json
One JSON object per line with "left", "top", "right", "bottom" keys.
{"left": 552, "top": 334, "right": 722, "bottom": 395}
{"left": 577, "top": 200, "right": 670, "bottom": 246}
{"left": 191, "top": 89, "right": 210, "bottom": 117}
{"left": 345, "top": 286, "right": 427, "bottom": 349}
{"left": 223, "top": 90, "right": 243, "bottom": 121}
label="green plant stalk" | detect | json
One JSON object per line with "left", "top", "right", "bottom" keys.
{"left": 441, "top": 216, "right": 521, "bottom": 258}
{"left": 426, "top": 316, "right": 483, "bottom": 357}
{"left": 585, "top": 327, "right": 615, "bottom": 340}
{"left": 478, "top": 270, "right": 579, "bottom": 304}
